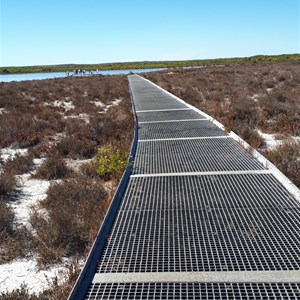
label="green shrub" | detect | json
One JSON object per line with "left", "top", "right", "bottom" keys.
{"left": 96, "top": 145, "right": 129, "bottom": 180}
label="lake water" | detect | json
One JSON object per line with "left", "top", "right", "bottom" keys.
{"left": 0, "top": 68, "right": 166, "bottom": 82}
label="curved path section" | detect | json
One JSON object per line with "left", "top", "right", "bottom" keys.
{"left": 70, "top": 75, "right": 300, "bottom": 299}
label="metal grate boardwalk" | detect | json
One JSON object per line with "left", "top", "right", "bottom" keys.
{"left": 69, "top": 74, "right": 300, "bottom": 299}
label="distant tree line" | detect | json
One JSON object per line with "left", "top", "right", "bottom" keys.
{"left": 1, "top": 54, "right": 299, "bottom": 74}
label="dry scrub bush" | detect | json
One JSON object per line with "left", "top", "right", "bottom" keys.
{"left": 0, "top": 226, "right": 34, "bottom": 263}
{"left": 0, "top": 284, "right": 38, "bottom": 300}
{"left": 30, "top": 177, "right": 107, "bottom": 265}
{"left": 263, "top": 141, "right": 300, "bottom": 188}
{"left": 79, "top": 159, "right": 99, "bottom": 179}
{"left": 56, "top": 135, "right": 97, "bottom": 159}
{"left": 0, "top": 173, "right": 34, "bottom": 263}
{"left": 39, "top": 258, "right": 81, "bottom": 300}
{"left": 0, "top": 199, "right": 14, "bottom": 237}
{"left": 0, "top": 171, "right": 17, "bottom": 200}
{"left": 0, "top": 112, "right": 41, "bottom": 148}
{"left": 34, "top": 156, "right": 72, "bottom": 180}
{"left": 3, "top": 153, "right": 34, "bottom": 175}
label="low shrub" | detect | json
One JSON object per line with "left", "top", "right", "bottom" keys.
{"left": 0, "top": 226, "right": 34, "bottom": 263}
{"left": 38, "top": 258, "right": 81, "bottom": 300}
{"left": 34, "top": 156, "right": 71, "bottom": 180}
{"left": 0, "top": 283, "right": 38, "bottom": 300}
{"left": 79, "top": 159, "right": 99, "bottom": 179}
{"left": 0, "top": 199, "right": 14, "bottom": 237}
{"left": 263, "top": 141, "right": 300, "bottom": 188}
{"left": 56, "top": 135, "right": 96, "bottom": 159}
{"left": 3, "top": 153, "right": 34, "bottom": 175}
{"left": 237, "top": 127, "right": 264, "bottom": 149}
{"left": 0, "top": 112, "right": 41, "bottom": 148}
{"left": 96, "top": 145, "right": 129, "bottom": 180}
{"left": 30, "top": 177, "right": 107, "bottom": 265}
{"left": 0, "top": 171, "right": 17, "bottom": 200}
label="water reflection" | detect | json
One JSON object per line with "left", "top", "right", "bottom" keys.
{"left": 0, "top": 68, "right": 165, "bottom": 82}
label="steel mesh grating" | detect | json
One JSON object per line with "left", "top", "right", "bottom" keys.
{"left": 129, "top": 77, "right": 189, "bottom": 111}
{"left": 86, "top": 282, "right": 300, "bottom": 299}
{"left": 97, "top": 175, "right": 300, "bottom": 273}
{"left": 138, "top": 120, "right": 225, "bottom": 140}
{"left": 137, "top": 109, "right": 206, "bottom": 122}
{"left": 132, "top": 89, "right": 188, "bottom": 111}
{"left": 133, "top": 138, "right": 263, "bottom": 174}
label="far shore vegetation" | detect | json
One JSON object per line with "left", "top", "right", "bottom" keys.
{"left": 0, "top": 53, "right": 299, "bottom": 75}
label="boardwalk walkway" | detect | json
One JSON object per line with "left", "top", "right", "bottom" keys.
{"left": 69, "top": 75, "right": 300, "bottom": 299}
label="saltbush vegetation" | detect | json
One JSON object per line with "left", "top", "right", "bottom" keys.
{"left": 0, "top": 75, "right": 133, "bottom": 297}
{"left": 33, "top": 156, "right": 71, "bottom": 180}
{"left": 96, "top": 144, "right": 129, "bottom": 180}
{"left": 263, "top": 141, "right": 300, "bottom": 188}
{"left": 30, "top": 176, "right": 108, "bottom": 265}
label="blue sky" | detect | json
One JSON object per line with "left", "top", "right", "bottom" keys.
{"left": 0, "top": 0, "right": 299, "bottom": 67}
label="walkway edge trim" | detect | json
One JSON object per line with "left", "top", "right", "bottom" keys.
{"left": 131, "top": 170, "right": 272, "bottom": 178}
{"left": 93, "top": 270, "right": 300, "bottom": 283}
{"left": 136, "top": 108, "right": 191, "bottom": 113}
{"left": 138, "top": 136, "right": 231, "bottom": 142}
{"left": 138, "top": 118, "right": 207, "bottom": 124}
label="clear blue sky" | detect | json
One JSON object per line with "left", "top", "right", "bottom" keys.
{"left": 0, "top": 0, "right": 299, "bottom": 67}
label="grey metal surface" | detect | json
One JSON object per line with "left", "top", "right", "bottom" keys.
{"left": 138, "top": 120, "right": 226, "bottom": 140}
{"left": 86, "top": 282, "right": 300, "bottom": 299}
{"left": 129, "top": 76, "right": 187, "bottom": 111}
{"left": 96, "top": 174, "right": 300, "bottom": 273}
{"left": 137, "top": 109, "right": 206, "bottom": 122}
{"left": 81, "top": 75, "right": 300, "bottom": 299}
{"left": 133, "top": 138, "right": 263, "bottom": 174}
